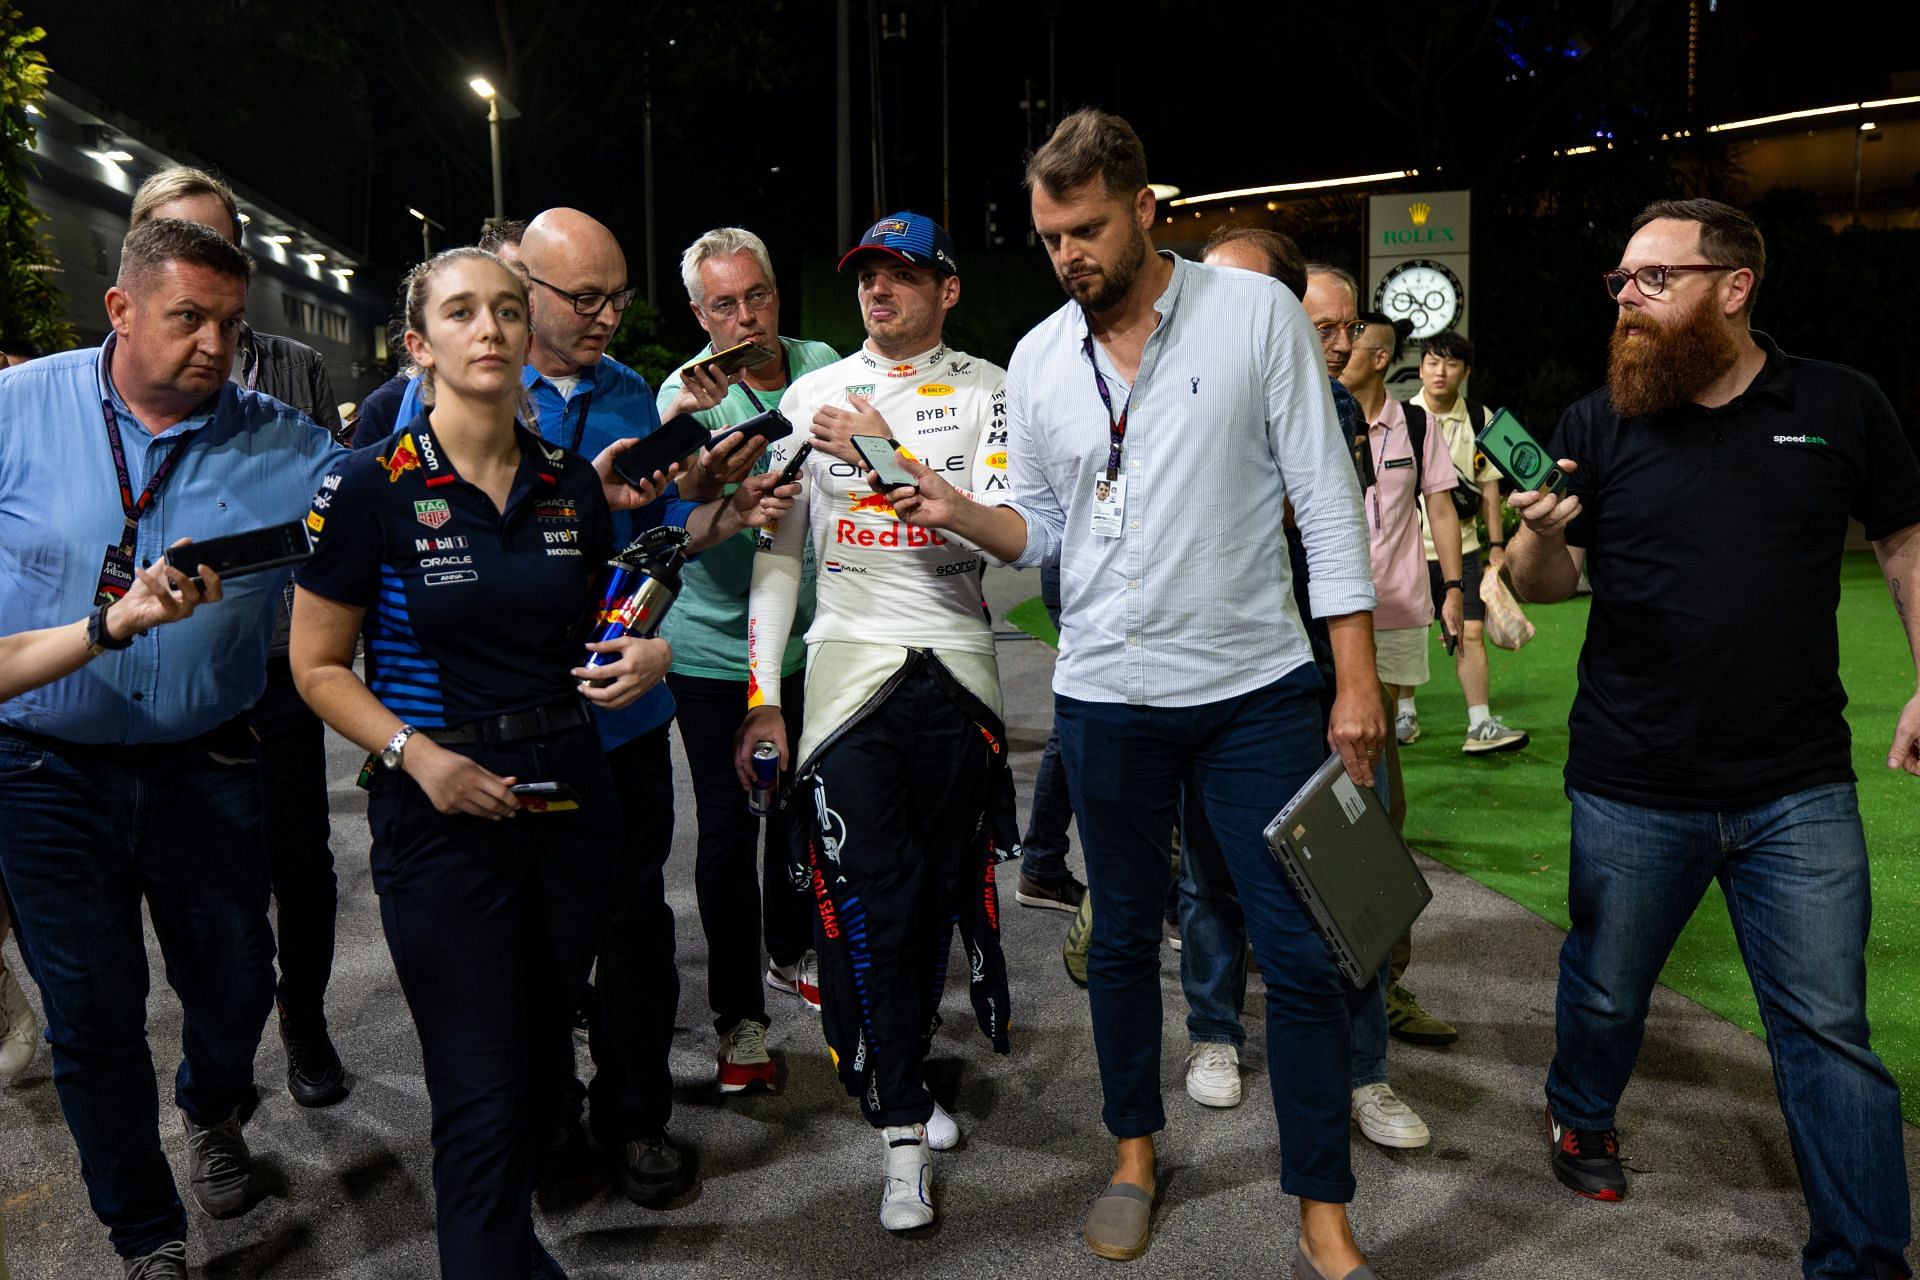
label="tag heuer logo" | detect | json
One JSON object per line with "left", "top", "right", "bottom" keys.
{"left": 414, "top": 499, "right": 452, "bottom": 528}
{"left": 845, "top": 383, "right": 875, "bottom": 398}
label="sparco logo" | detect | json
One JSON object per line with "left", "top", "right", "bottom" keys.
{"left": 812, "top": 782, "right": 847, "bottom": 865}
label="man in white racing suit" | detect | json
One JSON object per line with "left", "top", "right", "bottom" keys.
{"left": 735, "top": 212, "right": 1013, "bottom": 1235}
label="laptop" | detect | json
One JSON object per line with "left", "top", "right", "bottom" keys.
{"left": 1262, "top": 753, "right": 1433, "bottom": 989}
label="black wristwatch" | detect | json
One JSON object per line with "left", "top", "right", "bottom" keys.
{"left": 85, "top": 602, "right": 133, "bottom": 656}
{"left": 1443, "top": 579, "right": 1465, "bottom": 594}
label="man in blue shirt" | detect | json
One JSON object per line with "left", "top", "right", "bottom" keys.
{"left": 0, "top": 219, "right": 344, "bottom": 1276}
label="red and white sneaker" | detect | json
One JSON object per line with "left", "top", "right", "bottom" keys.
{"left": 766, "top": 952, "right": 821, "bottom": 1012}
{"left": 716, "top": 1019, "right": 776, "bottom": 1094}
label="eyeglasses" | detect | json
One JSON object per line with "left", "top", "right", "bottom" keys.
{"left": 529, "top": 276, "right": 637, "bottom": 316}
{"left": 1315, "top": 321, "right": 1367, "bottom": 345}
{"left": 700, "top": 286, "right": 776, "bottom": 320}
{"left": 1602, "top": 264, "right": 1733, "bottom": 300}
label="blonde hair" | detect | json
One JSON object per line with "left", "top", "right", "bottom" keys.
{"left": 679, "top": 227, "right": 776, "bottom": 305}
{"left": 131, "top": 167, "right": 242, "bottom": 243}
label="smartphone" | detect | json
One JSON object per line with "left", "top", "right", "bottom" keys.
{"left": 164, "top": 520, "right": 312, "bottom": 581}
{"left": 851, "top": 435, "right": 918, "bottom": 491}
{"left": 704, "top": 408, "right": 794, "bottom": 460}
{"left": 612, "top": 413, "right": 711, "bottom": 489}
{"left": 775, "top": 441, "right": 813, "bottom": 487}
{"left": 510, "top": 781, "right": 582, "bottom": 813}
{"left": 682, "top": 340, "right": 775, "bottom": 381}
{"left": 1475, "top": 408, "right": 1565, "bottom": 495}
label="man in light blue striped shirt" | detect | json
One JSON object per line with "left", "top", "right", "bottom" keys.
{"left": 880, "top": 109, "right": 1389, "bottom": 1278}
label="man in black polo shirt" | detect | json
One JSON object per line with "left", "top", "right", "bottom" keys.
{"left": 1509, "top": 198, "right": 1920, "bottom": 1278}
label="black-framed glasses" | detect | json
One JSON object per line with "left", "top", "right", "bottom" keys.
{"left": 700, "top": 286, "right": 776, "bottom": 320}
{"left": 1602, "top": 264, "right": 1733, "bottom": 300}
{"left": 1315, "top": 320, "right": 1367, "bottom": 345}
{"left": 529, "top": 276, "right": 637, "bottom": 315}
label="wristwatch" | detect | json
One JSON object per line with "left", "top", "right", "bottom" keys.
{"left": 380, "top": 724, "right": 416, "bottom": 771}
{"left": 1443, "top": 579, "right": 1465, "bottom": 594}
{"left": 85, "top": 602, "right": 133, "bottom": 657}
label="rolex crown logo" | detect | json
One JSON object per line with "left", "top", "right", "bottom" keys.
{"left": 1409, "top": 201, "right": 1432, "bottom": 226}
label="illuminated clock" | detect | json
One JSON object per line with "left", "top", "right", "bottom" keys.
{"left": 1374, "top": 259, "right": 1463, "bottom": 340}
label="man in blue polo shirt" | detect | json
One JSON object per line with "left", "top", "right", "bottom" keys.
{"left": 0, "top": 219, "right": 344, "bottom": 1276}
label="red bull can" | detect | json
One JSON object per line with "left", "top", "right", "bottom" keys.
{"left": 748, "top": 741, "right": 779, "bottom": 815}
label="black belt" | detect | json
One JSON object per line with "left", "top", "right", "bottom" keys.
{"left": 0, "top": 714, "right": 258, "bottom": 764}
{"left": 423, "top": 697, "right": 592, "bottom": 746}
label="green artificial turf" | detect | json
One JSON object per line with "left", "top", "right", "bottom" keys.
{"left": 1006, "top": 552, "right": 1920, "bottom": 1120}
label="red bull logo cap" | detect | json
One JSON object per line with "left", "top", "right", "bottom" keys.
{"left": 838, "top": 211, "right": 959, "bottom": 277}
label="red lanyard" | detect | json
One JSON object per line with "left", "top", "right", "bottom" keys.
{"left": 103, "top": 398, "right": 188, "bottom": 555}
{"left": 1082, "top": 333, "right": 1131, "bottom": 482}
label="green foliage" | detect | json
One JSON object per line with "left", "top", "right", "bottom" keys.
{"left": 0, "top": 8, "right": 74, "bottom": 351}
{"left": 602, "top": 297, "right": 680, "bottom": 391}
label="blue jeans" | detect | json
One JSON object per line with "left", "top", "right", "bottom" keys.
{"left": 1175, "top": 784, "right": 1246, "bottom": 1047}
{"left": 1346, "top": 756, "right": 1396, "bottom": 1088}
{"left": 0, "top": 727, "right": 274, "bottom": 1259}
{"left": 1057, "top": 667, "right": 1367, "bottom": 1203}
{"left": 1547, "top": 784, "right": 1910, "bottom": 1280}
{"left": 1021, "top": 564, "right": 1074, "bottom": 883}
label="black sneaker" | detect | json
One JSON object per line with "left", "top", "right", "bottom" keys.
{"left": 122, "top": 1241, "right": 188, "bottom": 1279}
{"left": 618, "top": 1131, "right": 690, "bottom": 1205}
{"left": 278, "top": 1002, "right": 348, "bottom": 1108}
{"left": 1015, "top": 873, "right": 1086, "bottom": 912}
{"left": 182, "top": 1107, "right": 253, "bottom": 1218}
{"left": 1546, "top": 1106, "right": 1627, "bottom": 1202}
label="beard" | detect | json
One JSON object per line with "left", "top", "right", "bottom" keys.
{"left": 1059, "top": 232, "right": 1148, "bottom": 312}
{"left": 1606, "top": 295, "right": 1740, "bottom": 418}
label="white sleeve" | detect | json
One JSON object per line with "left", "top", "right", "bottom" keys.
{"left": 745, "top": 434, "right": 811, "bottom": 710}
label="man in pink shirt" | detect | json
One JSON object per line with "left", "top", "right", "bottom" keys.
{"left": 1339, "top": 301, "right": 1466, "bottom": 1055}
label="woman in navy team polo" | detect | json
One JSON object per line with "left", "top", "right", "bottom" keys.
{"left": 289, "top": 247, "right": 669, "bottom": 1279}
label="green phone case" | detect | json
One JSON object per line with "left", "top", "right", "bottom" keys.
{"left": 1475, "top": 408, "right": 1564, "bottom": 494}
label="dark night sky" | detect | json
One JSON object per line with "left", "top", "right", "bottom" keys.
{"left": 32, "top": 0, "right": 1919, "bottom": 353}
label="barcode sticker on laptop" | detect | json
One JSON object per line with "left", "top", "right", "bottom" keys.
{"left": 1330, "top": 771, "right": 1366, "bottom": 825}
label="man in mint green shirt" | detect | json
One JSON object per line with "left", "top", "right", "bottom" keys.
{"left": 656, "top": 227, "right": 837, "bottom": 1095}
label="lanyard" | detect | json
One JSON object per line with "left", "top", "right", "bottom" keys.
{"left": 563, "top": 383, "right": 594, "bottom": 454}
{"left": 102, "top": 398, "right": 187, "bottom": 555}
{"left": 1082, "top": 332, "right": 1131, "bottom": 482}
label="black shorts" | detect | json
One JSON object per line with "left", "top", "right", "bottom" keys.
{"left": 1428, "top": 554, "right": 1486, "bottom": 623}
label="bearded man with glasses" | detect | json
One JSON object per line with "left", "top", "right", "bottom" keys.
{"left": 1509, "top": 198, "right": 1920, "bottom": 1278}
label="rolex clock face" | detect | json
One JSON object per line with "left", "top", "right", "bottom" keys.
{"left": 1374, "top": 259, "right": 1463, "bottom": 340}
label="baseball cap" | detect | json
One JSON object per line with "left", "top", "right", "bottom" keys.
{"left": 837, "top": 211, "right": 959, "bottom": 276}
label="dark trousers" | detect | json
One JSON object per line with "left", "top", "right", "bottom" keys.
{"left": 0, "top": 727, "right": 274, "bottom": 1259}
{"left": 369, "top": 721, "right": 613, "bottom": 1280}
{"left": 808, "top": 666, "right": 993, "bottom": 1128}
{"left": 255, "top": 656, "right": 337, "bottom": 1019}
{"left": 1057, "top": 667, "right": 1367, "bottom": 1204}
{"left": 667, "top": 671, "right": 811, "bottom": 1031}
{"left": 1021, "top": 563, "right": 1074, "bottom": 881}
{"left": 586, "top": 723, "right": 678, "bottom": 1142}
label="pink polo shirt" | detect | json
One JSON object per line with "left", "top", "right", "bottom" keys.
{"left": 1365, "top": 395, "right": 1455, "bottom": 630}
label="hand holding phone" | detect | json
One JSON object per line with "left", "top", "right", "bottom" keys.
{"left": 1475, "top": 408, "right": 1565, "bottom": 496}
{"left": 510, "top": 781, "right": 582, "bottom": 813}
{"left": 683, "top": 340, "right": 776, "bottom": 381}
{"left": 851, "top": 435, "right": 918, "bottom": 492}
{"left": 164, "top": 520, "right": 312, "bottom": 583}
{"left": 612, "top": 414, "right": 711, "bottom": 490}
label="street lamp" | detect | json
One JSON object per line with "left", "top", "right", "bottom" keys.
{"left": 408, "top": 206, "right": 445, "bottom": 260}
{"left": 468, "top": 76, "right": 522, "bottom": 229}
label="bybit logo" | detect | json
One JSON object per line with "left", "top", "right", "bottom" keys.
{"left": 1409, "top": 201, "right": 1432, "bottom": 226}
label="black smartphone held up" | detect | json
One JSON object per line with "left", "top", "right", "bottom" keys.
{"left": 510, "top": 781, "right": 582, "bottom": 813}
{"left": 164, "top": 520, "right": 312, "bottom": 582}
{"left": 703, "top": 408, "right": 794, "bottom": 460}
{"left": 775, "top": 441, "right": 814, "bottom": 487}
{"left": 851, "top": 434, "right": 919, "bottom": 491}
{"left": 611, "top": 413, "right": 711, "bottom": 489}
{"left": 681, "top": 340, "right": 776, "bottom": 381}
{"left": 1475, "top": 408, "right": 1566, "bottom": 496}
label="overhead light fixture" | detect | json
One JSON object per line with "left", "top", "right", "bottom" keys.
{"left": 266, "top": 234, "right": 293, "bottom": 245}
{"left": 469, "top": 77, "right": 497, "bottom": 100}
{"left": 1148, "top": 182, "right": 1182, "bottom": 201}
{"left": 302, "top": 252, "right": 327, "bottom": 263}
{"left": 237, "top": 212, "right": 252, "bottom": 225}
{"left": 408, "top": 207, "right": 428, "bottom": 221}
{"left": 1708, "top": 95, "right": 1920, "bottom": 134}
{"left": 103, "top": 149, "right": 133, "bottom": 163}
{"left": 1861, "top": 121, "right": 1878, "bottom": 131}
{"left": 332, "top": 268, "right": 355, "bottom": 278}
{"left": 1170, "top": 169, "right": 1420, "bottom": 207}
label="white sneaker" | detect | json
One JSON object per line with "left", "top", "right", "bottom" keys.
{"left": 1351, "top": 1082, "right": 1431, "bottom": 1148}
{"left": 715, "top": 1019, "right": 777, "bottom": 1094}
{"left": 926, "top": 1100, "right": 961, "bottom": 1151}
{"left": 1462, "top": 716, "right": 1530, "bottom": 755}
{"left": 1395, "top": 709, "right": 1420, "bottom": 745}
{"left": 766, "top": 952, "right": 822, "bottom": 1012}
{"left": 879, "top": 1124, "right": 934, "bottom": 1230}
{"left": 0, "top": 958, "right": 38, "bottom": 1082}
{"left": 1184, "top": 1042, "right": 1242, "bottom": 1108}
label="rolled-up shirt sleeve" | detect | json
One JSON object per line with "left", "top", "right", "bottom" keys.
{"left": 1262, "top": 293, "right": 1375, "bottom": 619}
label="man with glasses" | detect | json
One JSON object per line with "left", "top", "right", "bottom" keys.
{"left": 653, "top": 228, "right": 838, "bottom": 1096}
{"left": 1509, "top": 199, "right": 1920, "bottom": 1275}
